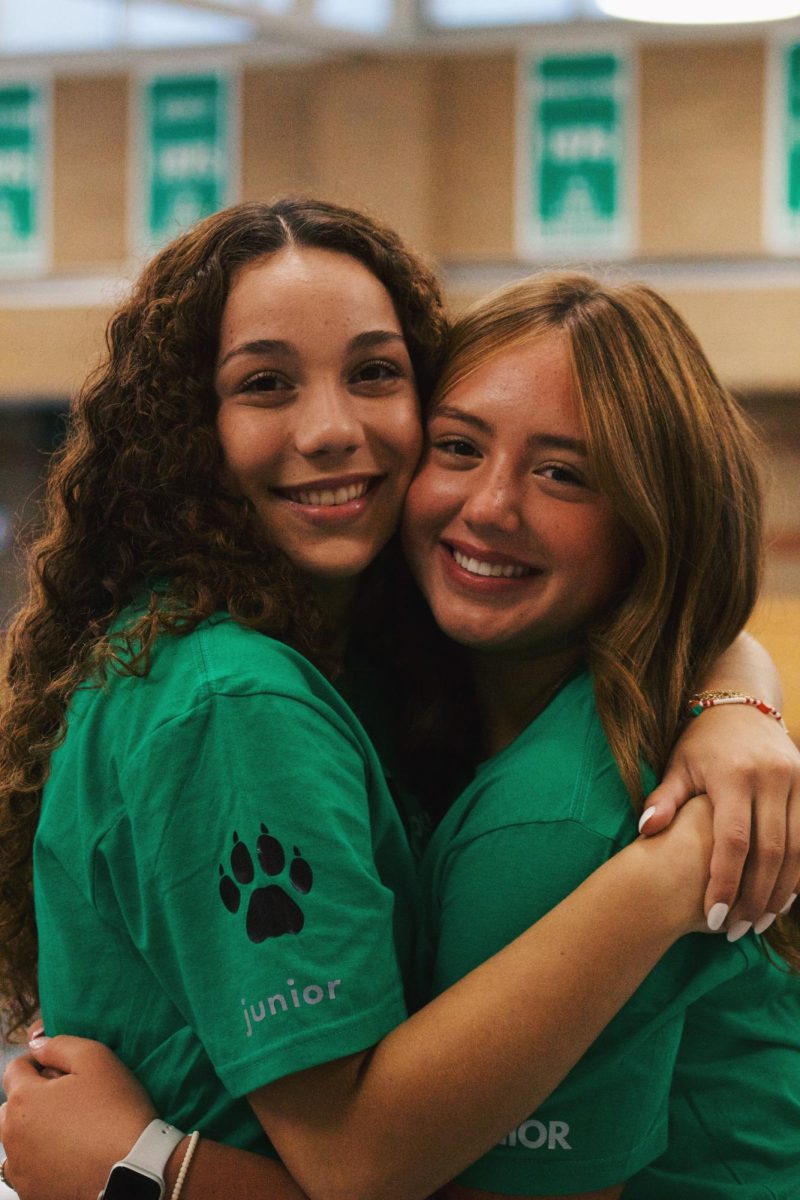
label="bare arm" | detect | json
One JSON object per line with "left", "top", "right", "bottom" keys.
{"left": 640, "top": 632, "right": 800, "bottom": 926}
{"left": 1, "top": 800, "right": 713, "bottom": 1200}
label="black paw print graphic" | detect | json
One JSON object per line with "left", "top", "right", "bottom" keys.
{"left": 218, "top": 825, "right": 313, "bottom": 943}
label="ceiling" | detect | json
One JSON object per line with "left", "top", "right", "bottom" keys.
{"left": 1, "top": 0, "right": 795, "bottom": 62}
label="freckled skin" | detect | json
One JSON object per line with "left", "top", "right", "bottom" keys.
{"left": 214, "top": 247, "right": 422, "bottom": 591}
{"left": 403, "top": 333, "right": 631, "bottom": 658}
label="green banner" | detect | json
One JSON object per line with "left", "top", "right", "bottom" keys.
{"left": 520, "top": 50, "right": 633, "bottom": 256}
{"left": 769, "top": 40, "right": 800, "bottom": 249}
{"left": 0, "top": 82, "right": 48, "bottom": 274}
{"left": 139, "top": 71, "right": 234, "bottom": 248}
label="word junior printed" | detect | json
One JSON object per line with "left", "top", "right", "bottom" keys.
{"left": 242, "top": 978, "right": 342, "bottom": 1037}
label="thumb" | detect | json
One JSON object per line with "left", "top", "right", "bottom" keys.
{"left": 638, "top": 770, "right": 693, "bottom": 836}
{"left": 27, "top": 1033, "right": 98, "bottom": 1075}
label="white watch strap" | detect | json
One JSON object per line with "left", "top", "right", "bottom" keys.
{"left": 122, "top": 1120, "right": 185, "bottom": 1176}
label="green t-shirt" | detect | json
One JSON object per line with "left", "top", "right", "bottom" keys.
{"left": 35, "top": 614, "right": 418, "bottom": 1153}
{"left": 623, "top": 957, "right": 800, "bottom": 1199}
{"left": 418, "top": 670, "right": 800, "bottom": 1196}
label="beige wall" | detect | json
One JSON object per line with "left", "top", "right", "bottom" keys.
{"left": 4, "top": 39, "right": 799, "bottom": 399}
{"left": 0, "top": 305, "right": 110, "bottom": 398}
{"left": 638, "top": 41, "right": 765, "bottom": 257}
{"left": 53, "top": 75, "right": 130, "bottom": 270}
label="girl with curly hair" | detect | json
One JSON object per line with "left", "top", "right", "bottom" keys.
{"left": 0, "top": 201, "right": 797, "bottom": 1200}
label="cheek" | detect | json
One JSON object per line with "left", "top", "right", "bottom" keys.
{"left": 216, "top": 410, "right": 284, "bottom": 487}
{"left": 215, "top": 413, "right": 245, "bottom": 491}
{"left": 385, "top": 404, "right": 424, "bottom": 476}
{"left": 216, "top": 435, "right": 254, "bottom": 494}
{"left": 401, "top": 463, "right": 458, "bottom": 568}
{"left": 402, "top": 471, "right": 437, "bottom": 566}
{"left": 582, "top": 515, "right": 634, "bottom": 601}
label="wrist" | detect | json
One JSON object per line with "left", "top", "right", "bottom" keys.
{"left": 688, "top": 690, "right": 787, "bottom": 732}
{"left": 164, "top": 1139, "right": 190, "bottom": 1195}
{"left": 99, "top": 1120, "right": 185, "bottom": 1200}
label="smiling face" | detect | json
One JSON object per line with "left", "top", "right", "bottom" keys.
{"left": 402, "top": 332, "right": 632, "bottom": 658}
{"left": 215, "top": 247, "right": 422, "bottom": 592}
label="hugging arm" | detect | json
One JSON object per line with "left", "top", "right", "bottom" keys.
{"left": 640, "top": 632, "right": 800, "bottom": 925}
{"left": 1, "top": 799, "right": 713, "bottom": 1200}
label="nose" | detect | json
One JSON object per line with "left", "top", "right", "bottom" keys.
{"left": 293, "top": 385, "right": 363, "bottom": 459}
{"left": 461, "top": 465, "right": 521, "bottom": 536}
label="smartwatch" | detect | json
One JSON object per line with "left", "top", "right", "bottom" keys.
{"left": 98, "top": 1120, "right": 185, "bottom": 1200}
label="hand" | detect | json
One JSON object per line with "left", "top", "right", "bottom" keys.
{"left": 0, "top": 1036, "right": 156, "bottom": 1200}
{"left": 639, "top": 706, "right": 800, "bottom": 934}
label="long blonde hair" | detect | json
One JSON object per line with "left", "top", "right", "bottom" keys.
{"left": 440, "top": 272, "right": 763, "bottom": 805}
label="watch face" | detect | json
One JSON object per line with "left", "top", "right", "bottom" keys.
{"left": 102, "top": 1165, "right": 162, "bottom": 1200}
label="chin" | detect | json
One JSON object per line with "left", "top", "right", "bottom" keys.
{"left": 303, "top": 554, "right": 377, "bottom": 582}
{"left": 434, "top": 617, "right": 504, "bottom": 651}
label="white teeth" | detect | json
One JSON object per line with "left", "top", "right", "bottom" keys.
{"left": 452, "top": 549, "right": 529, "bottom": 578}
{"left": 287, "top": 481, "right": 370, "bottom": 507}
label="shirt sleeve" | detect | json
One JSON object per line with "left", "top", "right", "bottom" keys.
{"left": 99, "top": 687, "right": 409, "bottom": 1097}
{"left": 430, "top": 820, "right": 720, "bottom": 1195}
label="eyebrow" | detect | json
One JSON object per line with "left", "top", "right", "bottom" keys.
{"left": 431, "top": 403, "right": 588, "bottom": 455}
{"left": 217, "top": 329, "right": 406, "bottom": 371}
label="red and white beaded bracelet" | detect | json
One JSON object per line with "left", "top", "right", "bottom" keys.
{"left": 688, "top": 689, "right": 788, "bottom": 732}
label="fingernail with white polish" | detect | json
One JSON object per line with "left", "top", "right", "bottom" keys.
{"left": 780, "top": 893, "right": 798, "bottom": 916}
{"left": 638, "top": 806, "right": 657, "bottom": 833}
{"left": 706, "top": 902, "right": 730, "bottom": 932}
{"left": 753, "top": 912, "right": 777, "bottom": 935}
{"left": 727, "top": 920, "right": 752, "bottom": 943}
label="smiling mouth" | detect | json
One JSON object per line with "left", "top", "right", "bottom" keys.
{"left": 276, "top": 479, "right": 376, "bottom": 508}
{"left": 450, "top": 547, "right": 534, "bottom": 579}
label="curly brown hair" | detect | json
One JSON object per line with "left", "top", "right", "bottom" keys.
{"left": 0, "top": 197, "right": 448, "bottom": 1031}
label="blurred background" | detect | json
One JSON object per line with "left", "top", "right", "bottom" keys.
{"left": 0, "top": 0, "right": 798, "bottom": 742}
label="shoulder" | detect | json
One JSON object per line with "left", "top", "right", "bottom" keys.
{"left": 191, "top": 617, "right": 334, "bottom": 703}
{"left": 73, "top": 614, "right": 359, "bottom": 750}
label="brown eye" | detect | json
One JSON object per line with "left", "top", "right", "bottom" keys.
{"left": 539, "top": 464, "right": 584, "bottom": 486}
{"left": 437, "top": 438, "right": 477, "bottom": 457}
{"left": 241, "top": 372, "right": 288, "bottom": 393}
{"left": 352, "top": 359, "right": 403, "bottom": 384}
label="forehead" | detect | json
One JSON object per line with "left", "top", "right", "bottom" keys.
{"left": 436, "top": 333, "right": 579, "bottom": 430}
{"left": 220, "top": 246, "right": 402, "bottom": 342}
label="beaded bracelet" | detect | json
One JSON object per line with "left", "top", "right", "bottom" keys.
{"left": 688, "top": 690, "right": 788, "bottom": 732}
{"left": 170, "top": 1131, "right": 200, "bottom": 1200}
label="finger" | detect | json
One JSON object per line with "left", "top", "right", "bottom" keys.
{"left": 0, "top": 1151, "right": 13, "bottom": 1193}
{"left": 727, "top": 788, "right": 787, "bottom": 932}
{"left": 638, "top": 770, "right": 693, "bottom": 837}
{"left": 26, "top": 1033, "right": 111, "bottom": 1076}
{"left": 763, "top": 776, "right": 800, "bottom": 920}
{"left": 25, "top": 1033, "right": 78, "bottom": 1074}
{"left": 0, "top": 1099, "right": 6, "bottom": 1139}
{"left": 3, "top": 1053, "right": 46, "bottom": 1095}
{"left": 25, "top": 1014, "right": 44, "bottom": 1042}
{"left": 703, "top": 794, "right": 752, "bottom": 923}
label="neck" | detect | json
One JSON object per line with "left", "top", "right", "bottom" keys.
{"left": 470, "top": 643, "right": 584, "bottom": 759}
{"left": 307, "top": 576, "right": 359, "bottom": 670}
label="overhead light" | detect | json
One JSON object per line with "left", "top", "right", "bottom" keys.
{"left": 597, "top": 0, "right": 800, "bottom": 22}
